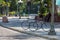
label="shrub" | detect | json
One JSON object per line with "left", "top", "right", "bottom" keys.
{"left": 9, "top": 11, "right": 16, "bottom": 16}
{"left": 58, "top": 12, "right": 60, "bottom": 16}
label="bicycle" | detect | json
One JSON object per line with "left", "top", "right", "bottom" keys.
{"left": 21, "top": 18, "right": 35, "bottom": 30}
{"left": 21, "top": 14, "right": 37, "bottom": 30}
{"left": 21, "top": 18, "right": 29, "bottom": 30}
{"left": 29, "top": 16, "right": 51, "bottom": 32}
{"left": 21, "top": 15, "right": 50, "bottom": 32}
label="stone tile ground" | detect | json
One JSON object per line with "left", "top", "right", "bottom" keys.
{"left": 0, "top": 17, "right": 60, "bottom": 40}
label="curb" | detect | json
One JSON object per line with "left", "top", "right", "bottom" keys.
{"left": 0, "top": 24, "right": 58, "bottom": 40}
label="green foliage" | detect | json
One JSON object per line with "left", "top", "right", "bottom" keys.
{"left": 0, "top": 0, "right": 3, "bottom": 3}
{"left": 0, "top": 14, "right": 5, "bottom": 17}
{"left": 9, "top": 11, "right": 16, "bottom": 15}
{"left": 58, "top": 12, "right": 60, "bottom": 16}
{"left": 0, "top": 0, "right": 54, "bottom": 16}
{"left": 9, "top": 0, "right": 17, "bottom": 11}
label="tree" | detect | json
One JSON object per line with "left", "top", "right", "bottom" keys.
{"left": 1, "top": 1, "right": 7, "bottom": 15}
{"left": 9, "top": 0, "right": 17, "bottom": 11}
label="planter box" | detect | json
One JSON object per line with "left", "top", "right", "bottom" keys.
{"left": 2, "top": 16, "right": 8, "bottom": 23}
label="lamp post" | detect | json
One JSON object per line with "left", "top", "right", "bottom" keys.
{"left": 37, "top": 4, "right": 40, "bottom": 14}
{"left": 27, "top": 0, "right": 31, "bottom": 19}
{"left": 17, "top": 0, "right": 23, "bottom": 19}
{"left": 48, "top": 0, "right": 56, "bottom": 35}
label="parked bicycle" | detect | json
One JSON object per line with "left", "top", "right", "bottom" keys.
{"left": 21, "top": 18, "right": 30, "bottom": 30}
{"left": 21, "top": 14, "right": 50, "bottom": 32}
{"left": 21, "top": 14, "right": 37, "bottom": 30}
{"left": 29, "top": 20, "right": 50, "bottom": 32}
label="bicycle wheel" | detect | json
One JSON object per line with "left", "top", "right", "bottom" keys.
{"left": 21, "top": 21, "right": 29, "bottom": 30}
{"left": 41, "top": 22, "right": 50, "bottom": 32}
{"left": 29, "top": 22, "right": 38, "bottom": 31}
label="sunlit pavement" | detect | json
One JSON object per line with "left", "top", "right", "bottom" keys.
{"left": 0, "top": 17, "right": 60, "bottom": 40}
{"left": 0, "top": 26, "right": 49, "bottom": 40}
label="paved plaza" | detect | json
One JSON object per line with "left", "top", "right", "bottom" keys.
{"left": 0, "top": 17, "right": 60, "bottom": 40}
{"left": 0, "top": 26, "right": 49, "bottom": 40}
